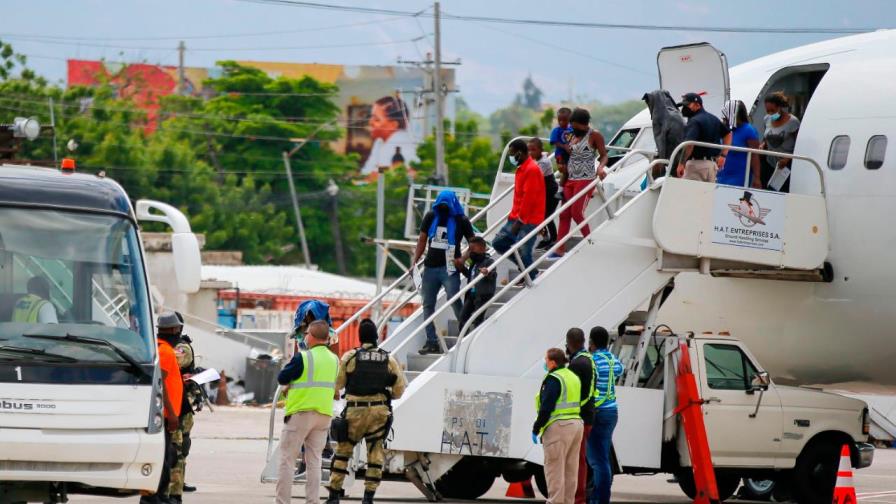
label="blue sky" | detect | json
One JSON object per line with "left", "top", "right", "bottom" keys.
{"left": 4, "top": 0, "right": 894, "bottom": 113}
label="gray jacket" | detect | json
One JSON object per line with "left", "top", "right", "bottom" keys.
{"left": 642, "top": 90, "right": 685, "bottom": 167}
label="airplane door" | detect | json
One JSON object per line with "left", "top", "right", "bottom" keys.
{"left": 657, "top": 43, "right": 730, "bottom": 117}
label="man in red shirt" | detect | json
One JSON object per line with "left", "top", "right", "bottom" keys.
{"left": 142, "top": 312, "right": 184, "bottom": 504}
{"left": 492, "top": 138, "right": 546, "bottom": 281}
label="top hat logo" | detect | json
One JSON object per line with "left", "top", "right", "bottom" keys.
{"left": 729, "top": 190, "right": 770, "bottom": 227}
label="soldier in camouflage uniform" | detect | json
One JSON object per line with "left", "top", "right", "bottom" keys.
{"left": 326, "top": 319, "right": 406, "bottom": 504}
{"left": 168, "top": 332, "right": 202, "bottom": 503}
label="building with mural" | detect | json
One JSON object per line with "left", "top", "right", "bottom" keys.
{"left": 67, "top": 59, "right": 455, "bottom": 173}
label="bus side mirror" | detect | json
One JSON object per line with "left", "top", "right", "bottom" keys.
{"left": 136, "top": 200, "right": 202, "bottom": 294}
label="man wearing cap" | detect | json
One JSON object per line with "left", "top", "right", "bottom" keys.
{"left": 141, "top": 312, "right": 184, "bottom": 504}
{"left": 275, "top": 320, "right": 339, "bottom": 504}
{"left": 326, "top": 319, "right": 406, "bottom": 504}
{"left": 676, "top": 92, "right": 731, "bottom": 182}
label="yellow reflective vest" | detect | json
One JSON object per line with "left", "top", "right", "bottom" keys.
{"left": 535, "top": 366, "right": 582, "bottom": 434}
{"left": 285, "top": 344, "right": 338, "bottom": 417}
{"left": 12, "top": 294, "right": 48, "bottom": 323}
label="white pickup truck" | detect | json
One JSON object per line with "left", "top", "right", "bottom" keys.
{"left": 331, "top": 329, "right": 873, "bottom": 504}
{"left": 611, "top": 329, "right": 873, "bottom": 503}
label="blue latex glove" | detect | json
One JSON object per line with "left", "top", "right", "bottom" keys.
{"left": 531, "top": 432, "right": 540, "bottom": 444}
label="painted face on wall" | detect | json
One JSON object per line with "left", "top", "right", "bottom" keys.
{"left": 369, "top": 103, "right": 400, "bottom": 141}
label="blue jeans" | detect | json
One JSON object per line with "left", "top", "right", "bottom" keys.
{"left": 586, "top": 408, "right": 618, "bottom": 504}
{"left": 492, "top": 220, "right": 538, "bottom": 280}
{"left": 421, "top": 265, "right": 461, "bottom": 346}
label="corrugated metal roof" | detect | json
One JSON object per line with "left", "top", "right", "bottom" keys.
{"left": 201, "top": 265, "right": 398, "bottom": 300}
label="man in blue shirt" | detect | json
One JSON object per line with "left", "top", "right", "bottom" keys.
{"left": 586, "top": 326, "right": 623, "bottom": 504}
{"left": 676, "top": 92, "right": 730, "bottom": 183}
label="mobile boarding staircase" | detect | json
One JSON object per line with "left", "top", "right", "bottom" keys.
{"left": 265, "top": 139, "right": 832, "bottom": 499}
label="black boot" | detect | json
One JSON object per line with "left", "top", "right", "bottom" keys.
{"left": 362, "top": 490, "right": 376, "bottom": 504}
{"left": 325, "top": 487, "right": 341, "bottom": 504}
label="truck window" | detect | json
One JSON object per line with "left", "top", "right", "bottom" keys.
{"left": 703, "top": 343, "right": 758, "bottom": 390}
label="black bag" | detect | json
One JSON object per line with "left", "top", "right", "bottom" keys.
{"left": 330, "top": 410, "right": 349, "bottom": 443}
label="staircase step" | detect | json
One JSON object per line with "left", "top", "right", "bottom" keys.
{"left": 444, "top": 336, "right": 458, "bottom": 349}
{"left": 407, "top": 353, "right": 441, "bottom": 372}
{"left": 494, "top": 284, "right": 525, "bottom": 303}
{"left": 405, "top": 371, "right": 422, "bottom": 382}
{"left": 446, "top": 319, "right": 460, "bottom": 336}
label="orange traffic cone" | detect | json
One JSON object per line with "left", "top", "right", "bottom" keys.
{"left": 833, "top": 444, "right": 857, "bottom": 504}
{"left": 506, "top": 478, "right": 536, "bottom": 499}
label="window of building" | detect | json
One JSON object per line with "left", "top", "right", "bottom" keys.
{"left": 865, "top": 135, "right": 887, "bottom": 170}
{"left": 828, "top": 135, "right": 850, "bottom": 170}
{"left": 704, "top": 343, "right": 759, "bottom": 390}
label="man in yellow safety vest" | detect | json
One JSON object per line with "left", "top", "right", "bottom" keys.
{"left": 274, "top": 320, "right": 339, "bottom": 504}
{"left": 533, "top": 347, "right": 584, "bottom": 504}
{"left": 12, "top": 276, "right": 57, "bottom": 323}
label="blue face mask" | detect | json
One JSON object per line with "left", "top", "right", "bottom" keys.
{"left": 766, "top": 112, "right": 781, "bottom": 122}
{"left": 509, "top": 155, "right": 520, "bottom": 167}
{"left": 543, "top": 362, "right": 549, "bottom": 372}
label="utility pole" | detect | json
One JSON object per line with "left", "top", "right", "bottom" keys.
{"left": 433, "top": 1, "right": 446, "bottom": 184}
{"left": 177, "top": 41, "right": 186, "bottom": 95}
{"left": 374, "top": 166, "right": 386, "bottom": 318}
{"left": 397, "top": 3, "right": 459, "bottom": 185}
{"left": 282, "top": 151, "right": 312, "bottom": 268}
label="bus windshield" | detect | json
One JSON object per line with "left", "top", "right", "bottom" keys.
{"left": 0, "top": 207, "right": 153, "bottom": 364}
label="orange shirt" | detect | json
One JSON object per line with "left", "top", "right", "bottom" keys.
{"left": 158, "top": 339, "right": 183, "bottom": 418}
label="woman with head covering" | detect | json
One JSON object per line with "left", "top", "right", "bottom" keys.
{"left": 717, "top": 100, "right": 762, "bottom": 188}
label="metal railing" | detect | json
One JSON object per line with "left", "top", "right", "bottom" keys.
{"left": 386, "top": 148, "right": 656, "bottom": 359}
{"left": 455, "top": 157, "right": 667, "bottom": 372}
{"left": 666, "top": 140, "right": 827, "bottom": 195}
{"left": 333, "top": 179, "right": 519, "bottom": 339}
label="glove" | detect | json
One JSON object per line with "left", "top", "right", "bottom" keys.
{"left": 531, "top": 432, "right": 540, "bottom": 444}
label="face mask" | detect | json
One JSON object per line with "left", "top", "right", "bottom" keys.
{"left": 766, "top": 112, "right": 781, "bottom": 122}
{"left": 572, "top": 128, "right": 587, "bottom": 138}
{"left": 470, "top": 252, "right": 486, "bottom": 263}
{"left": 509, "top": 155, "right": 520, "bottom": 167}
{"left": 543, "top": 362, "right": 549, "bottom": 372}
{"left": 437, "top": 205, "right": 450, "bottom": 217}
{"left": 681, "top": 106, "right": 695, "bottom": 118}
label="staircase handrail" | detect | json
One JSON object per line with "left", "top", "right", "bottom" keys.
{"left": 456, "top": 157, "right": 669, "bottom": 372}
{"left": 392, "top": 148, "right": 656, "bottom": 354}
{"left": 666, "top": 140, "right": 827, "bottom": 195}
{"left": 333, "top": 180, "right": 518, "bottom": 337}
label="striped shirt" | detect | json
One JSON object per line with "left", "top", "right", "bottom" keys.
{"left": 593, "top": 349, "right": 623, "bottom": 410}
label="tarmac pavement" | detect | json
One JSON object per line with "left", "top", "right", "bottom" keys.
{"left": 67, "top": 406, "right": 896, "bottom": 504}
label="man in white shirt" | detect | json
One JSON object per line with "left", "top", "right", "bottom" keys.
{"left": 360, "top": 96, "right": 419, "bottom": 175}
{"left": 12, "top": 276, "right": 58, "bottom": 323}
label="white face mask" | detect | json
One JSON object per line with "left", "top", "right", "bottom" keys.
{"left": 509, "top": 155, "right": 520, "bottom": 167}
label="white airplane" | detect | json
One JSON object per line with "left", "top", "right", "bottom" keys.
{"left": 604, "top": 30, "right": 896, "bottom": 388}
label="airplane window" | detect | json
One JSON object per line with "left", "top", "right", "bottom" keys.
{"left": 865, "top": 136, "right": 887, "bottom": 170}
{"left": 828, "top": 135, "right": 851, "bottom": 170}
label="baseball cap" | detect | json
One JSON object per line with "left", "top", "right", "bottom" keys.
{"left": 680, "top": 92, "right": 703, "bottom": 106}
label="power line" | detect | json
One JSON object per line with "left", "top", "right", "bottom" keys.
{"left": 1, "top": 36, "right": 420, "bottom": 52}
{"left": 0, "top": 16, "right": 405, "bottom": 42}
{"left": 236, "top": 0, "right": 883, "bottom": 34}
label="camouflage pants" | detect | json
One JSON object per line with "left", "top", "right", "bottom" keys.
{"left": 328, "top": 405, "right": 390, "bottom": 492}
{"left": 168, "top": 411, "right": 194, "bottom": 497}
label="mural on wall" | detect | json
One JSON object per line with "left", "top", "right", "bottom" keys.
{"left": 67, "top": 59, "right": 455, "bottom": 174}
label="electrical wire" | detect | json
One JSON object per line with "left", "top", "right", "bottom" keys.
{"left": 0, "top": 16, "right": 405, "bottom": 42}
{"left": 234, "top": 0, "right": 882, "bottom": 34}
{"left": 1, "top": 36, "right": 421, "bottom": 52}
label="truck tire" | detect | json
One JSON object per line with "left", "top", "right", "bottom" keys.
{"left": 675, "top": 470, "right": 740, "bottom": 502}
{"left": 792, "top": 440, "right": 840, "bottom": 504}
{"left": 739, "top": 478, "right": 774, "bottom": 501}
{"left": 434, "top": 457, "right": 497, "bottom": 500}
